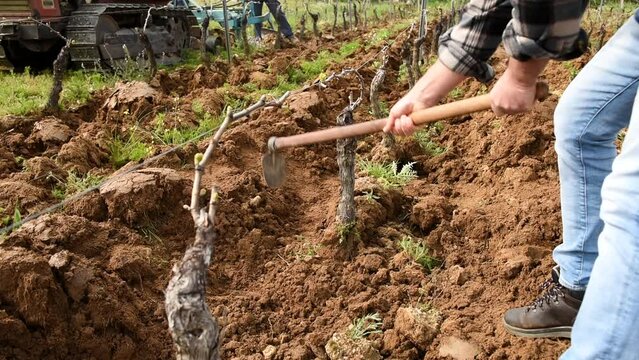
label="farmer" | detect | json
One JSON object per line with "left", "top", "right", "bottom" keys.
{"left": 252, "top": 0, "right": 299, "bottom": 44}
{"left": 384, "top": 1, "right": 639, "bottom": 358}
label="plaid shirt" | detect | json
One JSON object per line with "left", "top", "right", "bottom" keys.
{"left": 438, "top": 0, "right": 590, "bottom": 82}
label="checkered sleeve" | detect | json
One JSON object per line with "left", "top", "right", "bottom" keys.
{"left": 502, "top": 0, "right": 589, "bottom": 61}
{"left": 438, "top": 0, "right": 513, "bottom": 83}
{"left": 438, "top": 0, "right": 589, "bottom": 83}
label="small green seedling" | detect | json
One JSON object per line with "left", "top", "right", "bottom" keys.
{"left": 346, "top": 313, "right": 383, "bottom": 340}
{"left": 399, "top": 236, "right": 440, "bottom": 272}
{"left": 358, "top": 160, "right": 417, "bottom": 189}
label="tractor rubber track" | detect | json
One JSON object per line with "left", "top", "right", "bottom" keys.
{"left": 0, "top": 44, "right": 11, "bottom": 70}
{"left": 67, "top": 4, "right": 197, "bottom": 69}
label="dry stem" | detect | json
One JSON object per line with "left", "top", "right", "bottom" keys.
{"left": 167, "top": 92, "right": 289, "bottom": 359}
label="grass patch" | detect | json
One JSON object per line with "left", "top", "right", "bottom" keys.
{"left": 413, "top": 123, "right": 446, "bottom": 156}
{"left": 109, "top": 129, "right": 152, "bottom": 168}
{"left": 288, "top": 40, "right": 361, "bottom": 84}
{"left": 358, "top": 160, "right": 417, "bottom": 189}
{"left": 0, "top": 69, "right": 125, "bottom": 116}
{"left": 399, "top": 235, "right": 439, "bottom": 272}
{"left": 346, "top": 313, "right": 383, "bottom": 340}
{"left": 52, "top": 171, "right": 104, "bottom": 200}
{"left": 153, "top": 101, "right": 224, "bottom": 145}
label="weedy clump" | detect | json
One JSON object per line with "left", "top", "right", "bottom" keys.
{"left": 0, "top": 204, "right": 22, "bottom": 236}
{"left": 399, "top": 236, "right": 440, "bottom": 272}
{"left": 293, "top": 236, "right": 323, "bottom": 261}
{"left": 414, "top": 122, "right": 446, "bottom": 156}
{"left": 449, "top": 86, "right": 464, "bottom": 100}
{"left": 0, "top": 205, "right": 21, "bottom": 227}
{"left": 358, "top": 160, "right": 417, "bottom": 189}
{"left": 362, "top": 190, "right": 380, "bottom": 203}
{"left": 109, "top": 128, "right": 152, "bottom": 168}
{"left": 336, "top": 221, "right": 360, "bottom": 244}
{"left": 346, "top": 313, "right": 383, "bottom": 340}
{"left": 52, "top": 171, "right": 104, "bottom": 200}
{"left": 563, "top": 61, "right": 580, "bottom": 80}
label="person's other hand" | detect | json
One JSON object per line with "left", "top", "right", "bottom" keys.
{"left": 490, "top": 65, "right": 541, "bottom": 116}
{"left": 383, "top": 93, "right": 432, "bottom": 136}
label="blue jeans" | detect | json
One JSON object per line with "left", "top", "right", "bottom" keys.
{"left": 553, "top": 16, "right": 639, "bottom": 359}
{"left": 253, "top": 0, "right": 294, "bottom": 38}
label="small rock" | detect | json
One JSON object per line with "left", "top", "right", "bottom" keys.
{"left": 262, "top": 345, "right": 277, "bottom": 360}
{"left": 249, "top": 195, "right": 263, "bottom": 208}
{"left": 394, "top": 306, "right": 442, "bottom": 351}
{"left": 438, "top": 336, "right": 480, "bottom": 360}
{"left": 65, "top": 266, "right": 94, "bottom": 302}
{"left": 448, "top": 265, "right": 469, "bottom": 286}
{"left": 49, "top": 250, "right": 71, "bottom": 269}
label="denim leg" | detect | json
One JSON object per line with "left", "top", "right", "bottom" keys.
{"left": 264, "top": 0, "right": 294, "bottom": 37}
{"left": 560, "top": 58, "right": 639, "bottom": 360}
{"left": 552, "top": 17, "right": 639, "bottom": 291}
{"left": 253, "top": 1, "right": 264, "bottom": 39}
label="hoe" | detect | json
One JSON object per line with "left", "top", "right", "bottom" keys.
{"left": 262, "top": 82, "right": 549, "bottom": 187}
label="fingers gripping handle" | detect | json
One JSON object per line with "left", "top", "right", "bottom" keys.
{"left": 410, "top": 81, "right": 549, "bottom": 126}
{"left": 269, "top": 82, "right": 549, "bottom": 151}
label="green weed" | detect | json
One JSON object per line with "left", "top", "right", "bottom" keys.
{"left": 398, "top": 64, "right": 409, "bottom": 83}
{"left": 52, "top": 171, "right": 104, "bottom": 200}
{"left": 399, "top": 235, "right": 439, "bottom": 272}
{"left": 338, "top": 40, "right": 361, "bottom": 58}
{"left": 362, "top": 190, "right": 380, "bottom": 203}
{"left": 449, "top": 87, "right": 464, "bottom": 100}
{"left": 109, "top": 129, "right": 152, "bottom": 168}
{"left": 1, "top": 203, "right": 22, "bottom": 231}
{"left": 293, "top": 236, "right": 322, "bottom": 261}
{"left": 413, "top": 124, "right": 446, "bottom": 156}
{"left": 563, "top": 61, "right": 580, "bottom": 80}
{"left": 358, "top": 160, "right": 417, "bottom": 189}
{"left": 346, "top": 313, "right": 383, "bottom": 340}
{"left": 336, "top": 221, "right": 359, "bottom": 244}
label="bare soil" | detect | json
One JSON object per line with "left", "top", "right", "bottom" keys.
{"left": 0, "top": 23, "right": 591, "bottom": 360}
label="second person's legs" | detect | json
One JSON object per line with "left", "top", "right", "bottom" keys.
{"left": 264, "top": 0, "right": 294, "bottom": 38}
{"left": 552, "top": 16, "right": 639, "bottom": 291}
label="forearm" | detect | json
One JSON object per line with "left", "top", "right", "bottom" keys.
{"left": 504, "top": 58, "right": 549, "bottom": 85}
{"left": 408, "top": 60, "right": 467, "bottom": 105}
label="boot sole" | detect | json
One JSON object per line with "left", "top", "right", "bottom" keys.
{"left": 503, "top": 319, "right": 572, "bottom": 339}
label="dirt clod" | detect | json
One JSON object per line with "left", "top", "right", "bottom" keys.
{"left": 99, "top": 168, "right": 190, "bottom": 227}
{"left": 249, "top": 71, "right": 277, "bottom": 89}
{"left": 437, "top": 336, "right": 480, "bottom": 360}
{"left": 394, "top": 306, "right": 441, "bottom": 351}
{"left": 26, "top": 117, "right": 75, "bottom": 149}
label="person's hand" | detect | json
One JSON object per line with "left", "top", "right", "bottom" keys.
{"left": 490, "top": 59, "right": 547, "bottom": 116}
{"left": 383, "top": 92, "right": 433, "bottom": 136}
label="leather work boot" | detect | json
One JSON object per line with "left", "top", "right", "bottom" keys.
{"left": 503, "top": 266, "right": 584, "bottom": 338}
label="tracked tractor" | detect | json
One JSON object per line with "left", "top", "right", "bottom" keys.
{"left": 0, "top": 0, "right": 198, "bottom": 70}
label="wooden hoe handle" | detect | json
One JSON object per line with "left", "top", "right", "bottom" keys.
{"left": 270, "top": 82, "right": 549, "bottom": 151}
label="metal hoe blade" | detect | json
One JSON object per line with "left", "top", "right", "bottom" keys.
{"left": 262, "top": 151, "right": 286, "bottom": 188}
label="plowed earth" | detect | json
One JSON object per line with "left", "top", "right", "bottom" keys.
{"left": 0, "top": 22, "right": 593, "bottom": 360}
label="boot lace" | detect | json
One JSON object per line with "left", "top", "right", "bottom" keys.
{"left": 527, "top": 280, "right": 565, "bottom": 311}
